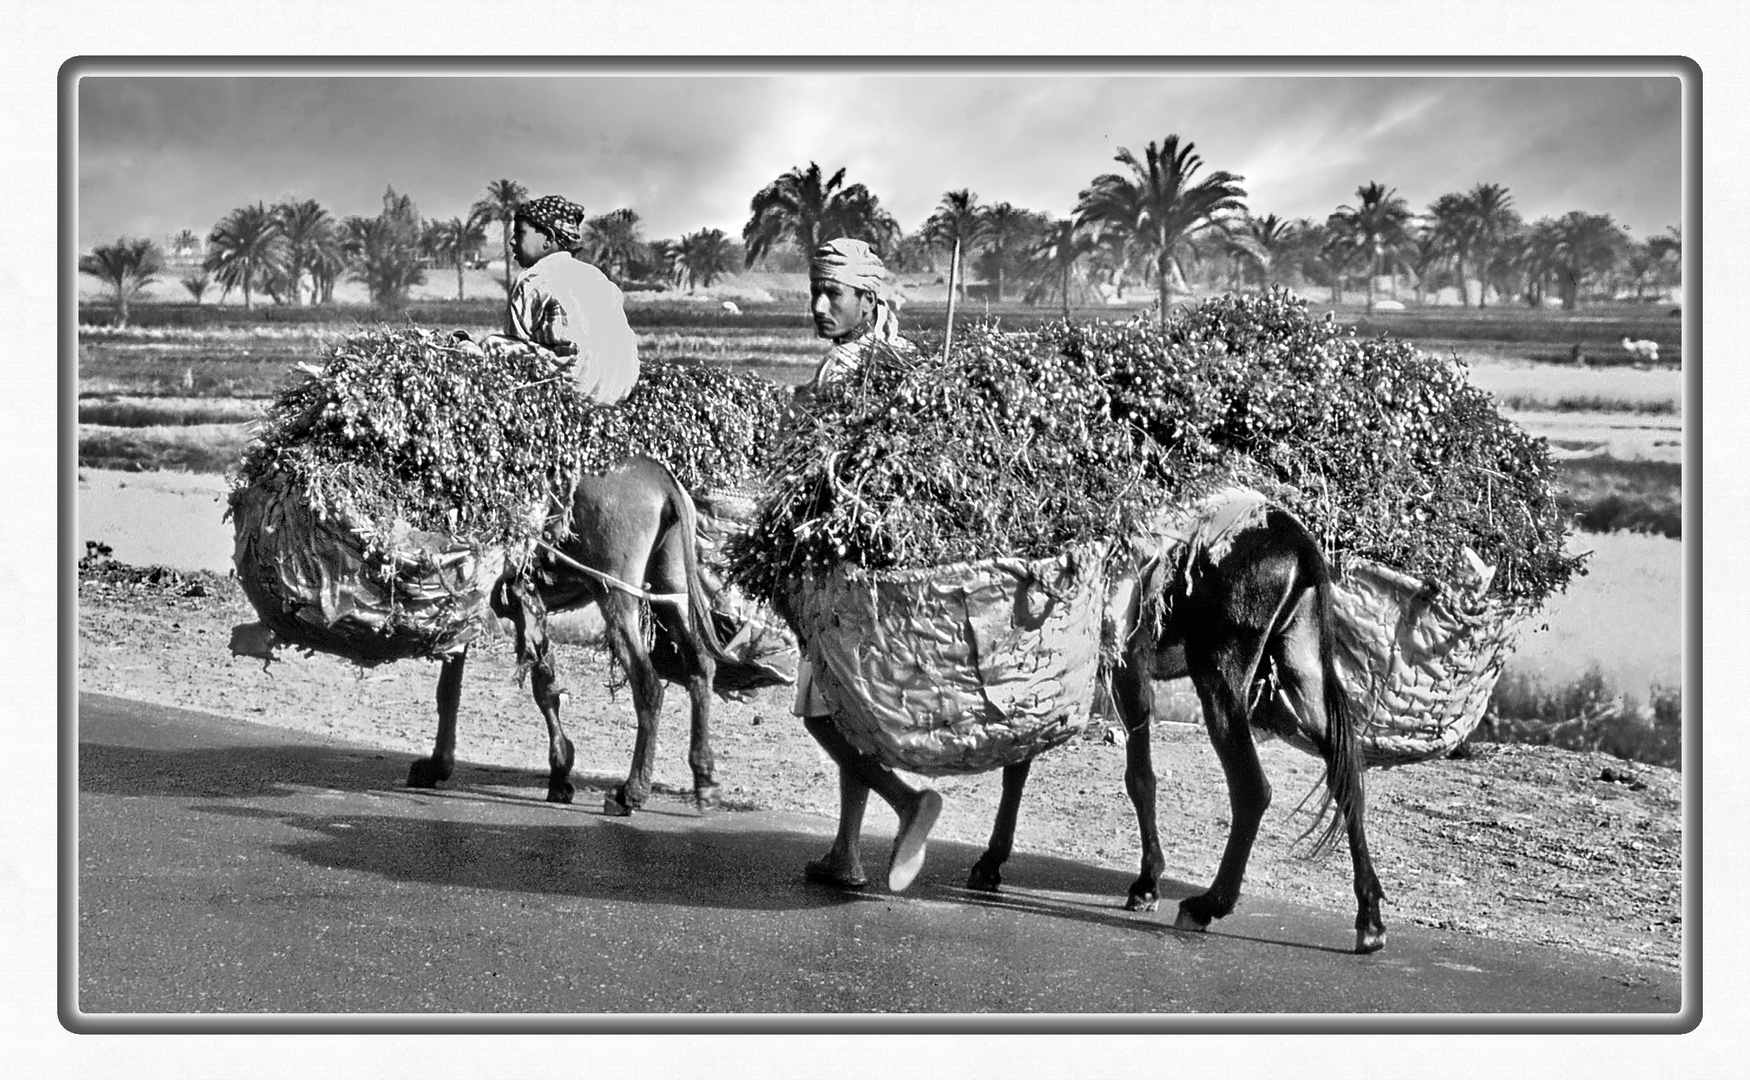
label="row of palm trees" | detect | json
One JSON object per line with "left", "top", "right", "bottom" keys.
{"left": 80, "top": 133, "right": 1680, "bottom": 323}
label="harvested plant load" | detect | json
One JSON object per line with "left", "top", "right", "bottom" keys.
{"left": 571, "top": 358, "right": 791, "bottom": 493}
{"left": 230, "top": 327, "right": 595, "bottom": 663}
{"left": 1043, "top": 291, "right": 1581, "bottom": 604}
{"left": 727, "top": 333, "right": 1170, "bottom": 606}
{"left": 728, "top": 294, "right": 1579, "bottom": 766}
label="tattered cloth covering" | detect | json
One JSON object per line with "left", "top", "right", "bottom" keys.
{"left": 229, "top": 466, "right": 507, "bottom": 667}
{"left": 788, "top": 544, "right": 1108, "bottom": 775}
{"left": 691, "top": 487, "right": 798, "bottom": 691}
{"left": 1329, "top": 558, "right": 1530, "bottom": 766}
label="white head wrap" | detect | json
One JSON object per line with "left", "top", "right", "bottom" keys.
{"left": 809, "top": 237, "right": 902, "bottom": 346}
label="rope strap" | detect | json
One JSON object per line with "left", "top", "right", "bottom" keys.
{"left": 533, "top": 539, "right": 689, "bottom": 609}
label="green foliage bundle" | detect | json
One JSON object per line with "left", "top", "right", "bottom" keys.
{"left": 727, "top": 290, "right": 1579, "bottom": 611}
{"left": 570, "top": 358, "right": 791, "bottom": 493}
{"left": 231, "top": 328, "right": 595, "bottom": 569}
{"left": 1042, "top": 291, "right": 1581, "bottom": 602}
{"left": 726, "top": 332, "right": 1174, "bottom": 606}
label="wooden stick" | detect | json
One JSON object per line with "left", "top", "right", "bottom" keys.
{"left": 943, "top": 237, "right": 960, "bottom": 361}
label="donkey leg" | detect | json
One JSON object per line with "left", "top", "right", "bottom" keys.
{"left": 408, "top": 649, "right": 466, "bottom": 788}
{"left": 1274, "top": 613, "right": 1387, "bottom": 954}
{"left": 684, "top": 660, "right": 720, "bottom": 812}
{"left": 967, "top": 760, "right": 1033, "bottom": 893}
{"left": 503, "top": 577, "right": 575, "bottom": 804}
{"left": 1111, "top": 654, "right": 1166, "bottom": 911}
{"left": 602, "top": 594, "right": 665, "bottom": 816}
{"left": 1176, "top": 653, "right": 1272, "bottom": 933}
{"left": 656, "top": 595, "right": 720, "bottom": 812}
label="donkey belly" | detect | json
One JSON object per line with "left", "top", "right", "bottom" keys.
{"left": 1150, "top": 643, "right": 1188, "bottom": 680}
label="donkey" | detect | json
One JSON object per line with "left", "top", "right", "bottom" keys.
{"left": 405, "top": 456, "right": 740, "bottom": 815}
{"left": 963, "top": 499, "right": 1388, "bottom": 954}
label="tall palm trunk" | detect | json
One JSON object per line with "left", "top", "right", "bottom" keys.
{"left": 1061, "top": 257, "right": 1072, "bottom": 320}
{"left": 455, "top": 259, "right": 466, "bottom": 301}
{"left": 1156, "top": 227, "right": 1172, "bottom": 328}
{"left": 500, "top": 224, "right": 514, "bottom": 297}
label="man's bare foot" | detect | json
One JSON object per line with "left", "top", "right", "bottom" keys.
{"left": 804, "top": 854, "right": 870, "bottom": 890}
{"left": 887, "top": 787, "right": 943, "bottom": 893}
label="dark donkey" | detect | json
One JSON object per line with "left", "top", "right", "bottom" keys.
{"left": 964, "top": 500, "right": 1388, "bottom": 954}
{"left": 406, "top": 456, "right": 738, "bottom": 815}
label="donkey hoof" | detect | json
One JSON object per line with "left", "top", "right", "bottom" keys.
{"left": 965, "top": 863, "right": 1002, "bottom": 893}
{"left": 1126, "top": 885, "right": 1160, "bottom": 912}
{"left": 547, "top": 779, "right": 575, "bottom": 804}
{"left": 602, "top": 793, "right": 634, "bottom": 817}
{"left": 1356, "top": 926, "right": 1387, "bottom": 954}
{"left": 1173, "top": 902, "right": 1213, "bottom": 933}
{"left": 406, "top": 758, "right": 447, "bottom": 789}
{"left": 694, "top": 784, "right": 721, "bottom": 814}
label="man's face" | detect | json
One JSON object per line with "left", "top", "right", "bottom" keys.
{"left": 810, "top": 279, "right": 875, "bottom": 340}
{"left": 512, "top": 219, "right": 556, "bottom": 269}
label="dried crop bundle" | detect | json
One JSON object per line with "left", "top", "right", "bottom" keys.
{"left": 1044, "top": 290, "right": 1582, "bottom": 605}
{"left": 230, "top": 327, "right": 596, "bottom": 664}
{"left": 570, "top": 358, "right": 791, "bottom": 494}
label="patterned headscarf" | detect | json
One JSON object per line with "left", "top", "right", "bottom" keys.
{"left": 809, "top": 237, "right": 902, "bottom": 345}
{"left": 516, "top": 195, "right": 586, "bottom": 248}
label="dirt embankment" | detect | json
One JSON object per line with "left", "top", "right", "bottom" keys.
{"left": 76, "top": 559, "right": 1683, "bottom": 972}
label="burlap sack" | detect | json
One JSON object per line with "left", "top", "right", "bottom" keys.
{"left": 789, "top": 544, "right": 1108, "bottom": 775}
{"left": 230, "top": 467, "right": 506, "bottom": 666}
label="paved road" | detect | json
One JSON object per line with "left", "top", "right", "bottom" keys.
{"left": 71, "top": 692, "right": 1683, "bottom": 1025}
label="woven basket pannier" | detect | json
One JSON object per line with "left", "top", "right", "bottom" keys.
{"left": 788, "top": 543, "right": 1108, "bottom": 775}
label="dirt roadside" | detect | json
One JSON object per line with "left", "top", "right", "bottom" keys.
{"left": 75, "top": 559, "right": 1683, "bottom": 972}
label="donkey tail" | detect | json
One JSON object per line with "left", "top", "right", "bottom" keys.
{"left": 1300, "top": 527, "right": 1365, "bottom": 860}
{"left": 655, "top": 462, "right": 735, "bottom": 667}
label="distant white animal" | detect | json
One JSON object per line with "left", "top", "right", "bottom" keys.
{"left": 721, "top": 301, "right": 741, "bottom": 316}
{"left": 1372, "top": 299, "right": 1406, "bottom": 312}
{"left": 1621, "top": 337, "right": 1660, "bottom": 362}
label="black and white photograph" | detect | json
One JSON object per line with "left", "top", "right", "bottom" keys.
{"left": 63, "top": 60, "right": 1693, "bottom": 1027}
{"left": 6, "top": 0, "right": 1734, "bottom": 1058}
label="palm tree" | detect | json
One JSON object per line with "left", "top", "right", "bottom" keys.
{"left": 580, "top": 208, "right": 647, "bottom": 283}
{"left": 343, "top": 213, "right": 427, "bottom": 310}
{"left": 203, "top": 203, "right": 285, "bottom": 312}
{"left": 423, "top": 213, "right": 490, "bottom": 301}
{"left": 79, "top": 237, "right": 164, "bottom": 326}
{"left": 470, "top": 178, "right": 528, "bottom": 297}
{"left": 1646, "top": 225, "right": 1682, "bottom": 299}
{"left": 1240, "top": 213, "right": 1298, "bottom": 290}
{"left": 1028, "top": 218, "right": 1093, "bottom": 319}
{"left": 1074, "top": 135, "right": 1249, "bottom": 324}
{"left": 272, "top": 199, "right": 339, "bottom": 306}
{"left": 922, "top": 189, "right": 987, "bottom": 304}
{"left": 974, "top": 201, "right": 1038, "bottom": 303}
{"left": 1462, "top": 183, "right": 1520, "bottom": 309}
{"left": 170, "top": 229, "right": 201, "bottom": 258}
{"left": 1428, "top": 192, "right": 1481, "bottom": 307}
{"left": 673, "top": 228, "right": 734, "bottom": 291}
{"left": 181, "top": 272, "right": 210, "bottom": 304}
{"left": 1547, "top": 212, "right": 1628, "bottom": 310}
{"left": 1329, "top": 182, "right": 1413, "bottom": 314}
{"left": 741, "top": 162, "right": 899, "bottom": 268}
{"left": 1404, "top": 222, "right": 1446, "bottom": 307}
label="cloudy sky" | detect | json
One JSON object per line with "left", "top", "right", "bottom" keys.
{"left": 74, "top": 66, "right": 1685, "bottom": 250}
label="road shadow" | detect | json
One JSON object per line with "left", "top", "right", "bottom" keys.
{"left": 76, "top": 703, "right": 1347, "bottom": 941}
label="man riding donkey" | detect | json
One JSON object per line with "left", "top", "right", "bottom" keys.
{"left": 789, "top": 237, "right": 945, "bottom": 894}
{"left": 472, "top": 194, "right": 640, "bottom": 405}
